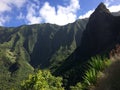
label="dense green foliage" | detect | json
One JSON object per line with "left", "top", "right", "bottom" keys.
{"left": 0, "top": 37, "right": 33, "bottom": 89}
{"left": 21, "top": 70, "right": 64, "bottom": 90}
{"left": 70, "top": 82, "right": 84, "bottom": 90}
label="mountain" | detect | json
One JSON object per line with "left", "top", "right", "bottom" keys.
{"left": 54, "top": 2, "right": 120, "bottom": 88}
{"left": 0, "top": 2, "right": 120, "bottom": 90}
{"left": 0, "top": 19, "right": 88, "bottom": 89}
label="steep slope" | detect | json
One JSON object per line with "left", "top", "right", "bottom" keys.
{"left": 55, "top": 3, "right": 120, "bottom": 88}
{"left": 29, "top": 19, "right": 88, "bottom": 69}
{"left": 0, "top": 19, "right": 88, "bottom": 89}
{"left": 92, "top": 58, "right": 120, "bottom": 90}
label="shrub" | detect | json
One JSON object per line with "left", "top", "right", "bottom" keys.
{"left": 70, "top": 82, "right": 83, "bottom": 90}
{"left": 21, "top": 70, "right": 64, "bottom": 90}
{"left": 70, "top": 55, "right": 111, "bottom": 90}
{"left": 83, "top": 68, "right": 97, "bottom": 86}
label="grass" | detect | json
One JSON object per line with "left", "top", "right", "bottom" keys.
{"left": 83, "top": 56, "right": 111, "bottom": 86}
{"left": 89, "top": 56, "right": 106, "bottom": 71}
{"left": 83, "top": 68, "right": 97, "bottom": 86}
{"left": 70, "top": 55, "right": 111, "bottom": 90}
{"left": 92, "top": 57, "right": 120, "bottom": 90}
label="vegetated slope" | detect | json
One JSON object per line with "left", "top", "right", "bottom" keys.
{"left": 29, "top": 20, "right": 88, "bottom": 69}
{"left": 54, "top": 3, "right": 120, "bottom": 89}
{"left": 0, "top": 19, "right": 87, "bottom": 89}
{"left": 92, "top": 45, "right": 120, "bottom": 90}
{"left": 92, "top": 58, "right": 120, "bottom": 90}
{"left": 0, "top": 27, "right": 34, "bottom": 89}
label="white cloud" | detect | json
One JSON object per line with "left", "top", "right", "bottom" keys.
{"left": 0, "top": 15, "right": 10, "bottom": 26}
{"left": 79, "top": 10, "right": 94, "bottom": 19}
{"left": 26, "top": 2, "right": 42, "bottom": 24}
{"left": 0, "top": 0, "right": 11, "bottom": 13}
{"left": 79, "top": 0, "right": 120, "bottom": 19}
{"left": 108, "top": 5, "right": 120, "bottom": 12}
{"left": 0, "top": 0, "right": 26, "bottom": 13}
{"left": 26, "top": 0, "right": 80, "bottom": 25}
{"left": 1, "top": 0, "right": 119, "bottom": 26}
{"left": 0, "top": 0, "right": 27, "bottom": 26}
{"left": 39, "top": 2, "right": 56, "bottom": 23}
{"left": 104, "top": 0, "right": 120, "bottom": 12}
{"left": 41, "top": 0, "right": 80, "bottom": 25}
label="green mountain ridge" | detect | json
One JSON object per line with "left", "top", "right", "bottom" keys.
{"left": 0, "top": 3, "right": 120, "bottom": 90}
{"left": 0, "top": 19, "right": 88, "bottom": 89}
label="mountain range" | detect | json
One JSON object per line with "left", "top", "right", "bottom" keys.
{"left": 0, "top": 2, "right": 120, "bottom": 90}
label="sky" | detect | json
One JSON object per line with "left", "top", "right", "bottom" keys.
{"left": 0, "top": 0, "right": 120, "bottom": 27}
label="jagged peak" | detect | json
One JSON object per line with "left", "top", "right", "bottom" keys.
{"left": 95, "top": 2, "right": 110, "bottom": 13}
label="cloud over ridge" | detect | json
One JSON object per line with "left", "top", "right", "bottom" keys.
{"left": 0, "top": 0, "right": 120, "bottom": 26}
{"left": 26, "top": 0, "right": 80, "bottom": 25}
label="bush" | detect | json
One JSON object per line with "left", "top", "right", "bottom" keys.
{"left": 21, "top": 70, "right": 64, "bottom": 90}
{"left": 70, "top": 82, "right": 84, "bottom": 90}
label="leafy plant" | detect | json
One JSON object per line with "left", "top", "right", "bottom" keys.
{"left": 83, "top": 68, "right": 97, "bottom": 86}
{"left": 89, "top": 56, "right": 105, "bottom": 71}
{"left": 89, "top": 56, "right": 111, "bottom": 71}
{"left": 70, "top": 55, "right": 111, "bottom": 90}
{"left": 83, "top": 56, "right": 111, "bottom": 86}
{"left": 70, "top": 82, "right": 84, "bottom": 90}
{"left": 21, "top": 70, "right": 64, "bottom": 90}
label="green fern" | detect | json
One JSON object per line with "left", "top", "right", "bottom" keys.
{"left": 89, "top": 56, "right": 111, "bottom": 71}
{"left": 83, "top": 68, "right": 97, "bottom": 86}
{"left": 89, "top": 56, "right": 105, "bottom": 71}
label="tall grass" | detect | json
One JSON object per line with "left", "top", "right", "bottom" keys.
{"left": 83, "top": 68, "right": 97, "bottom": 86}
{"left": 70, "top": 55, "right": 111, "bottom": 90}
{"left": 83, "top": 56, "right": 111, "bottom": 86}
{"left": 89, "top": 56, "right": 104, "bottom": 71}
{"left": 88, "top": 56, "right": 110, "bottom": 71}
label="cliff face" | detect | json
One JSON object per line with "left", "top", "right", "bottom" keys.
{"left": 55, "top": 3, "right": 120, "bottom": 87}
{"left": 73, "top": 3, "right": 120, "bottom": 61}
{"left": 79, "top": 3, "right": 120, "bottom": 58}
{"left": 0, "top": 19, "right": 88, "bottom": 89}
{"left": 79, "top": 3, "right": 116, "bottom": 57}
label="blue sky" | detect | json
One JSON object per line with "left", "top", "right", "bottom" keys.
{"left": 0, "top": 0, "right": 120, "bottom": 27}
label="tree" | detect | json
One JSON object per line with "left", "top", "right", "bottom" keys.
{"left": 21, "top": 70, "right": 64, "bottom": 90}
